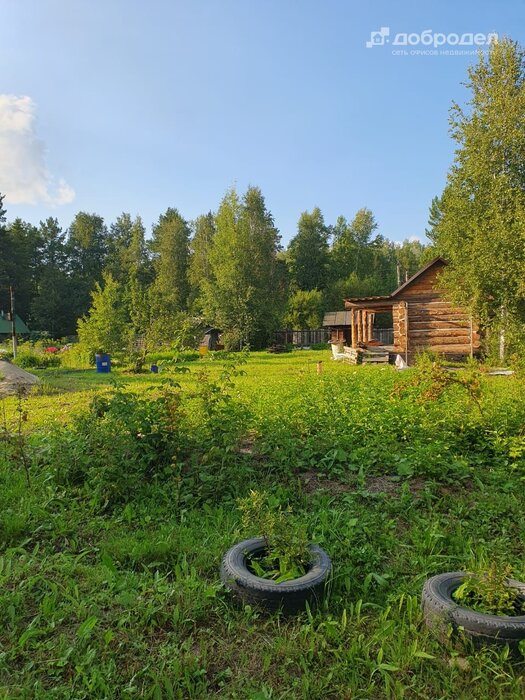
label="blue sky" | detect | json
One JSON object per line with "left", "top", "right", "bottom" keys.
{"left": 2, "top": 0, "right": 523, "bottom": 245}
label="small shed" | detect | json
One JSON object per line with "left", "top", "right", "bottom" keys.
{"left": 199, "top": 327, "right": 223, "bottom": 351}
{"left": 324, "top": 257, "right": 480, "bottom": 362}
{"left": 0, "top": 312, "right": 30, "bottom": 340}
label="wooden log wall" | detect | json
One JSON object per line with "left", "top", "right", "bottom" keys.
{"left": 392, "top": 262, "right": 480, "bottom": 358}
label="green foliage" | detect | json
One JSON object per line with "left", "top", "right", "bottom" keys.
{"left": 410, "top": 354, "right": 484, "bottom": 413}
{"left": 144, "top": 349, "right": 200, "bottom": 364}
{"left": 431, "top": 39, "right": 525, "bottom": 355}
{"left": 0, "top": 218, "right": 41, "bottom": 323}
{"left": 188, "top": 212, "right": 215, "bottom": 313}
{"left": 330, "top": 208, "right": 378, "bottom": 279}
{"left": 144, "top": 310, "right": 202, "bottom": 353}
{"left": 0, "top": 188, "right": 434, "bottom": 353}
{"left": 43, "top": 356, "right": 251, "bottom": 509}
{"left": 454, "top": 561, "right": 525, "bottom": 616}
{"left": 59, "top": 342, "right": 93, "bottom": 368}
{"left": 287, "top": 207, "right": 329, "bottom": 291}
{"left": 201, "top": 187, "right": 284, "bottom": 349}
{"left": 149, "top": 208, "right": 191, "bottom": 318}
{"left": 285, "top": 289, "right": 324, "bottom": 329}
{"left": 67, "top": 211, "right": 109, "bottom": 323}
{"left": 31, "top": 218, "right": 75, "bottom": 337}
{"left": 1, "top": 353, "right": 525, "bottom": 696}
{"left": 14, "top": 351, "right": 61, "bottom": 369}
{"left": 238, "top": 490, "right": 310, "bottom": 581}
{"left": 77, "top": 273, "right": 131, "bottom": 357}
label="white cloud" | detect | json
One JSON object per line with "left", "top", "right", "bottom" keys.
{"left": 0, "top": 95, "right": 75, "bottom": 206}
{"left": 393, "top": 235, "right": 422, "bottom": 246}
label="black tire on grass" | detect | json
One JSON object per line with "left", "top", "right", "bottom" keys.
{"left": 421, "top": 571, "right": 525, "bottom": 649}
{"left": 220, "top": 537, "right": 332, "bottom": 613}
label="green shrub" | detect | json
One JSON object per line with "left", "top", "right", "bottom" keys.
{"left": 45, "top": 359, "right": 253, "bottom": 509}
{"left": 60, "top": 344, "right": 93, "bottom": 368}
{"left": 238, "top": 490, "right": 310, "bottom": 581}
{"left": 453, "top": 561, "right": 525, "bottom": 616}
{"left": 14, "top": 352, "right": 61, "bottom": 369}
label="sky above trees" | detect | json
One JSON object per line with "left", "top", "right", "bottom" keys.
{"left": 3, "top": 0, "right": 524, "bottom": 244}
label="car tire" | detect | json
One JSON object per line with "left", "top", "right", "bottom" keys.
{"left": 221, "top": 537, "right": 332, "bottom": 613}
{"left": 421, "top": 571, "right": 525, "bottom": 649}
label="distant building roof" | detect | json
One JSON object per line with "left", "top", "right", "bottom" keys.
{"left": 323, "top": 311, "right": 355, "bottom": 327}
{"left": 0, "top": 312, "right": 30, "bottom": 335}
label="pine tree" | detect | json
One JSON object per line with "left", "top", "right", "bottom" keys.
{"left": 1, "top": 218, "right": 41, "bottom": 322}
{"left": 425, "top": 196, "right": 443, "bottom": 239}
{"left": 31, "top": 218, "right": 75, "bottom": 337}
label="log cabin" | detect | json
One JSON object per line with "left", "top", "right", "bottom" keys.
{"left": 323, "top": 257, "right": 480, "bottom": 363}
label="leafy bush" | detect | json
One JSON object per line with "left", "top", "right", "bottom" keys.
{"left": 14, "top": 352, "right": 61, "bottom": 369}
{"left": 60, "top": 343, "right": 93, "bottom": 368}
{"left": 44, "top": 359, "right": 253, "bottom": 509}
{"left": 453, "top": 561, "right": 525, "bottom": 616}
{"left": 238, "top": 490, "right": 310, "bottom": 581}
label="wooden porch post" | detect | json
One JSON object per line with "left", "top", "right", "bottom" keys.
{"left": 357, "top": 310, "right": 362, "bottom": 344}
{"left": 349, "top": 309, "right": 354, "bottom": 347}
{"left": 405, "top": 302, "right": 409, "bottom": 363}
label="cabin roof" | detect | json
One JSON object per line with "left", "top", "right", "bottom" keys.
{"left": 343, "top": 257, "right": 446, "bottom": 304}
{"left": 0, "top": 312, "right": 30, "bottom": 335}
{"left": 389, "top": 256, "right": 446, "bottom": 298}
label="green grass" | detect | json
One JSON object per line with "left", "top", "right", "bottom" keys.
{"left": 1, "top": 350, "right": 525, "bottom": 698}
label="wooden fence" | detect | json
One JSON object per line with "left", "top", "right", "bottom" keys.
{"left": 373, "top": 328, "right": 394, "bottom": 345}
{"left": 273, "top": 329, "right": 330, "bottom": 347}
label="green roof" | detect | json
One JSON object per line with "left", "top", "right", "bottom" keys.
{"left": 0, "top": 314, "right": 30, "bottom": 335}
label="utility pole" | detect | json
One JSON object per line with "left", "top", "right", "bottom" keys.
{"left": 9, "top": 285, "right": 17, "bottom": 359}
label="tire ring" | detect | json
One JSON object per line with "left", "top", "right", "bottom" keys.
{"left": 220, "top": 537, "right": 332, "bottom": 613}
{"left": 421, "top": 571, "right": 525, "bottom": 648}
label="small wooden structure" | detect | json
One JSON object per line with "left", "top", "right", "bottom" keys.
{"left": 324, "top": 257, "right": 480, "bottom": 363}
{"left": 199, "top": 327, "right": 223, "bottom": 351}
{"left": 0, "top": 312, "right": 29, "bottom": 340}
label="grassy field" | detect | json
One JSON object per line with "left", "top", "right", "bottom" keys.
{"left": 1, "top": 350, "right": 525, "bottom": 699}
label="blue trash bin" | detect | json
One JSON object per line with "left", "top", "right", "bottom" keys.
{"left": 95, "top": 353, "right": 111, "bottom": 373}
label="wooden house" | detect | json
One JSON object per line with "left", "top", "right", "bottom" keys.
{"left": 324, "top": 257, "right": 480, "bottom": 363}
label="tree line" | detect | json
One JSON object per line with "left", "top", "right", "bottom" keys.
{"left": 428, "top": 38, "right": 525, "bottom": 357}
{"left": 0, "top": 188, "right": 428, "bottom": 350}
{"left": 3, "top": 39, "right": 524, "bottom": 355}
